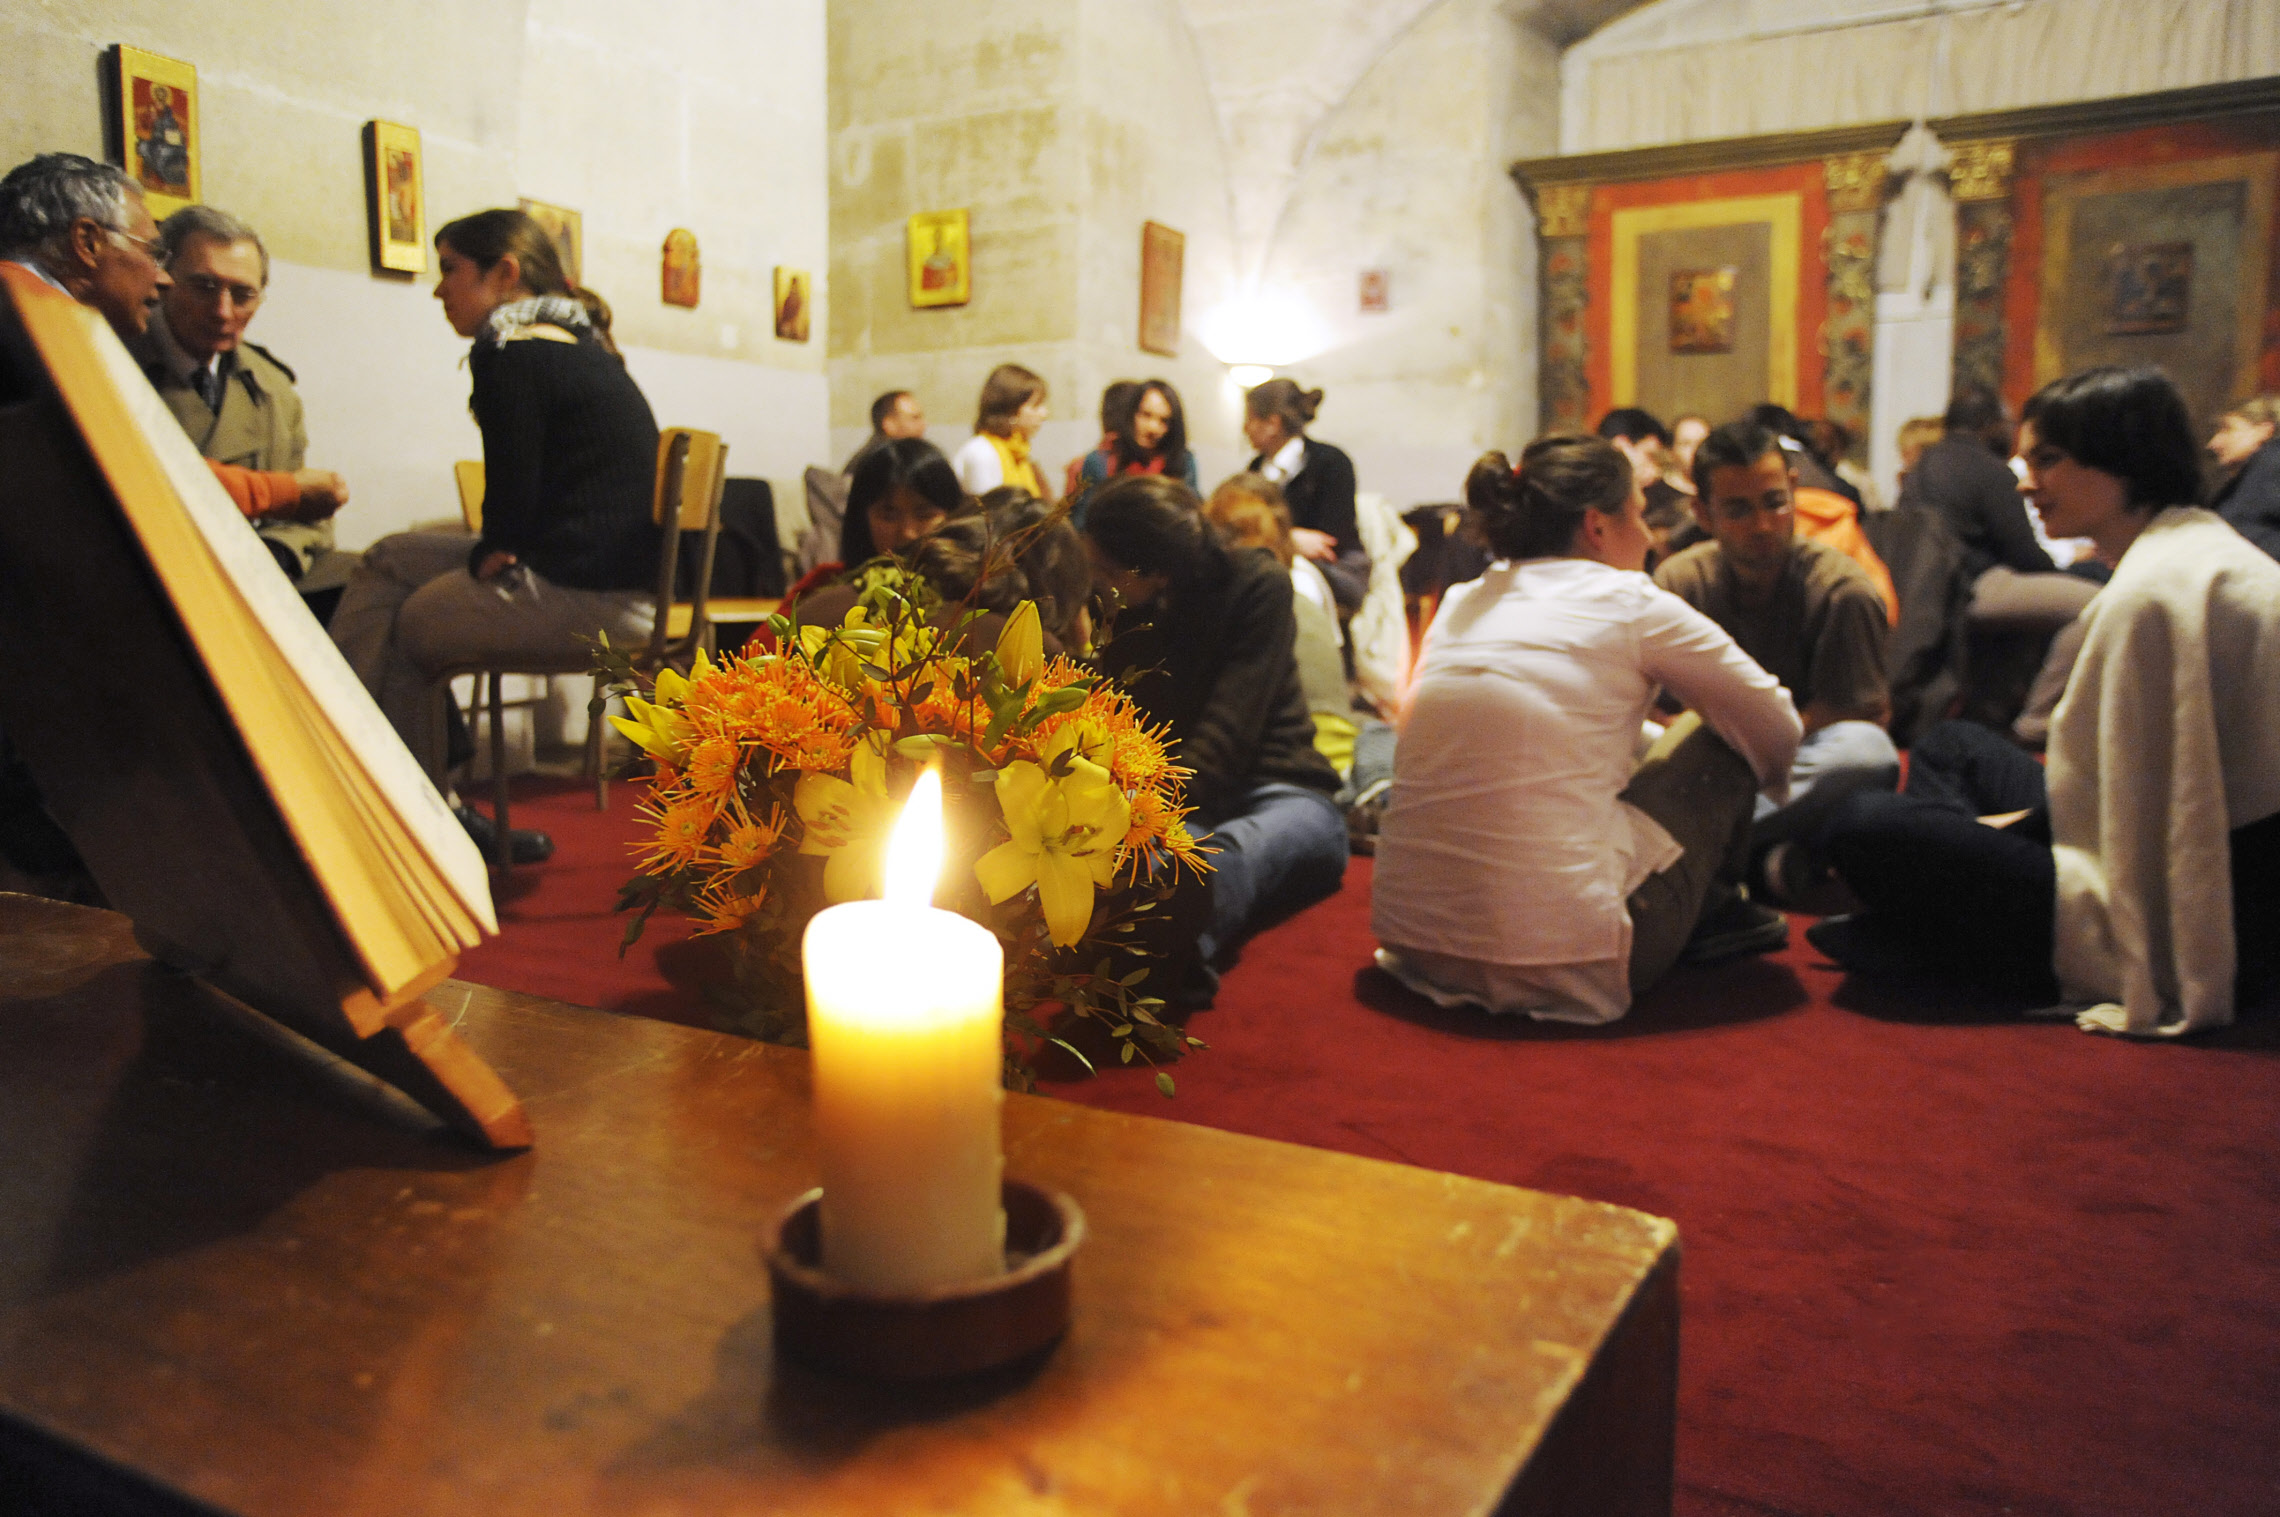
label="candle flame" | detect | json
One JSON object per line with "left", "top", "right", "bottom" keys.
{"left": 882, "top": 766, "right": 944, "bottom": 907}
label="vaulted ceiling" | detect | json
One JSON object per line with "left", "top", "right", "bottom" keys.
{"left": 1172, "top": 0, "right": 1647, "bottom": 274}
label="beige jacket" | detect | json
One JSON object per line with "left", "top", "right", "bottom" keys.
{"left": 133, "top": 312, "right": 333, "bottom": 577}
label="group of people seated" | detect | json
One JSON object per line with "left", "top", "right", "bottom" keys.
{"left": 7, "top": 145, "right": 2275, "bottom": 1041}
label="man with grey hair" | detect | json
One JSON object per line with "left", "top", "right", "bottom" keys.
{"left": 135, "top": 203, "right": 351, "bottom": 592}
{"left": 0, "top": 152, "right": 343, "bottom": 530}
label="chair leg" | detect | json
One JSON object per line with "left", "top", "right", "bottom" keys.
{"left": 488, "top": 672, "right": 512, "bottom": 869}
{"left": 589, "top": 701, "right": 608, "bottom": 812}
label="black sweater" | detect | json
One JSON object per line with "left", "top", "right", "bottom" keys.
{"left": 469, "top": 333, "right": 661, "bottom": 591}
{"left": 1096, "top": 547, "right": 1339, "bottom": 821}
{"left": 1247, "top": 437, "right": 1369, "bottom": 610}
{"left": 1897, "top": 433, "right": 2050, "bottom": 581}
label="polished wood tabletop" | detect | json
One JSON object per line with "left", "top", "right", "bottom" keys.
{"left": 0, "top": 892, "right": 1678, "bottom": 1515}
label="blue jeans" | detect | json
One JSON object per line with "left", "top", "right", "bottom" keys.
{"left": 1192, "top": 783, "right": 1348, "bottom": 964}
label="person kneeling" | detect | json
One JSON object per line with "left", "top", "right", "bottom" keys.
{"left": 1371, "top": 435, "right": 1803, "bottom": 1025}
{"left": 1083, "top": 474, "right": 1349, "bottom": 1000}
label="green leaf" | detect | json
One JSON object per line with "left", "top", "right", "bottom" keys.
{"left": 1047, "top": 1036, "right": 1096, "bottom": 1074}
{"left": 1118, "top": 1042, "right": 1135, "bottom": 1064}
{"left": 1155, "top": 1072, "right": 1176, "bottom": 1097}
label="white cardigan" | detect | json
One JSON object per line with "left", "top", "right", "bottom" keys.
{"left": 2048, "top": 508, "right": 2280, "bottom": 1036}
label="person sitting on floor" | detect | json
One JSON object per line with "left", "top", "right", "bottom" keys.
{"left": 328, "top": 208, "right": 661, "bottom": 865}
{"left": 782, "top": 436, "right": 973, "bottom": 607}
{"left": 1652, "top": 420, "right": 1900, "bottom": 895}
{"left": 1242, "top": 378, "right": 1371, "bottom": 615}
{"left": 1811, "top": 366, "right": 2280, "bottom": 1035}
{"left": 1370, "top": 435, "right": 1801, "bottom": 1027}
{"left": 951, "top": 363, "right": 1052, "bottom": 502}
{"left": 2206, "top": 393, "right": 2280, "bottom": 563}
{"left": 1067, "top": 378, "right": 1198, "bottom": 518}
{"left": 1084, "top": 474, "right": 1348, "bottom": 990}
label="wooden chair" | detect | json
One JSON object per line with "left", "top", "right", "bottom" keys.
{"left": 453, "top": 460, "right": 485, "bottom": 532}
{"left": 434, "top": 428, "right": 728, "bottom": 866}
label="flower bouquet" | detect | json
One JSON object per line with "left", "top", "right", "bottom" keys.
{"left": 595, "top": 569, "right": 1210, "bottom": 1092}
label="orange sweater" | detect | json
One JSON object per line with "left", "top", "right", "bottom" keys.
{"left": 1794, "top": 487, "right": 1897, "bottom": 625}
{"left": 206, "top": 459, "right": 302, "bottom": 520}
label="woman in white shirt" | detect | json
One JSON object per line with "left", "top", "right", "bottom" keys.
{"left": 1371, "top": 434, "right": 1802, "bottom": 1025}
{"left": 951, "top": 363, "right": 1052, "bottom": 501}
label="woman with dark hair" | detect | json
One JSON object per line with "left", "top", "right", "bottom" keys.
{"left": 1068, "top": 378, "right": 1198, "bottom": 513}
{"left": 1242, "top": 378, "right": 1369, "bottom": 612}
{"left": 2207, "top": 392, "right": 2280, "bottom": 562}
{"left": 780, "top": 437, "right": 970, "bottom": 606}
{"left": 1813, "top": 366, "right": 2280, "bottom": 1035}
{"left": 1085, "top": 474, "right": 1348, "bottom": 983}
{"left": 1369, "top": 435, "right": 1801, "bottom": 1025}
{"left": 952, "top": 363, "right": 1051, "bottom": 500}
{"left": 330, "top": 207, "right": 659, "bottom": 862}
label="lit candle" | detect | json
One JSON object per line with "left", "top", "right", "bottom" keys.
{"left": 803, "top": 768, "right": 1006, "bottom": 1291}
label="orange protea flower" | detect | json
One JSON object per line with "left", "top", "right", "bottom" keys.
{"left": 637, "top": 788, "right": 723, "bottom": 873}
{"left": 682, "top": 735, "right": 744, "bottom": 798}
{"left": 1123, "top": 785, "right": 1208, "bottom": 878}
{"left": 709, "top": 797, "right": 789, "bottom": 872}
{"left": 690, "top": 876, "right": 767, "bottom": 936}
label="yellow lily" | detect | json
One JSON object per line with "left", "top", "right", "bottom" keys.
{"left": 975, "top": 758, "right": 1131, "bottom": 947}
{"left": 996, "top": 599, "right": 1043, "bottom": 686}
{"left": 610, "top": 693, "right": 692, "bottom": 765}
{"left": 794, "top": 738, "right": 899, "bottom": 901}
{"left": 1041, "top": 715, "right": 1115, "bottom": 771}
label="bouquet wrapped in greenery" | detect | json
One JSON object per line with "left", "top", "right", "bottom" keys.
{"left": 597, "top": 569, "right": 1209, "bottom": 1092}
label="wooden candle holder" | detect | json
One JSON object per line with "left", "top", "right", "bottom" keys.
{"left": 765, "top": 1180, "right": 1083, "bottom": 1380}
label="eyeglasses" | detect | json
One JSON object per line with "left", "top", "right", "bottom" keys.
{"left": 106, "top": 226, "right": 161, "bottom": 261}
{"left": 177, "top": 273, "right": 264, "bottom": 307}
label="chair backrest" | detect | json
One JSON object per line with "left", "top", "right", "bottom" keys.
{"left": 454, "top": 460, "right": 485, "bottom": 532}
{"left": 642, "top": 427, "right": 728, "bottom": 667}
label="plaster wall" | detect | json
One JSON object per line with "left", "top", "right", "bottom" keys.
{"left": 4, "top": 0, "right": 828, "bottom": 548}
{"left": 1258, "top": 0, "right": 1561, "bottom": 507}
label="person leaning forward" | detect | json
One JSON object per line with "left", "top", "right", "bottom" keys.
{"left": 133, "top": 204, "right": 351, "bottom": 592}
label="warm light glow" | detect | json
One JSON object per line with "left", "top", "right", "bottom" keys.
{"left": 1198, "top": 289, "right": 1332, "bottom": 369}
{"left": 882, "top": 766, "right": 944, "bottom": 907}
{"left": 1228, "top": 363, "right": 1274, "bottom": 389}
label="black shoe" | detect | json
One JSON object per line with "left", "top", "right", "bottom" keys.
{"left": 454, "top": 803, "right": 555, "bottom": 865}
{"left": 1754, "top": 840, "right": 1865, "bottom": 917}
{"left": 1680, "top": 896, "right": 1789, "bottom": 966}
{"left": 1803, "top": 914, "right": 1917, "bottom": 978}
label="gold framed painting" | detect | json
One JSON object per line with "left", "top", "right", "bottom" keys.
{"left": 907, "top": 209, "right": 970, "bottom": 308}
{"left": 518, "top": 199, "right": 583, "bottom": 288}
{"left": 113, "top": 46, "right": 199, "bottom": 220}
{"left": 773, "top": 267, "right": 810, "bottom": 342}
{"left": 662, "top": 229, "right": 700, "bottom": 308}
{"left": 1139, "top": 220, "right": 1184, "bottom": 355}
{"left": 363, "top": 121, "right": 425, "bottom": 274}
{"left": 1669, "top": 266, "right": 1737, "bottom": 352}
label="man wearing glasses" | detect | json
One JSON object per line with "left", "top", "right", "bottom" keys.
{"left": 0, "top": 153, "right": 344, "bottom": 535}
{"left": 137, "top": 204, "right": 351, "bottom": 599}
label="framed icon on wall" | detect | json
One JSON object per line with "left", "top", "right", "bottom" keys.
{"left": 363, "top": 121, "right": 425, "bottom": 275}
{"left": 112, "top": 46, "right": 200, "bottom": 221}
{"left": 907, "top": 210, "right": 970, "bottom": 308}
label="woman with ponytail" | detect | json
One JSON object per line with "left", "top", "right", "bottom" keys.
{"left": 330, "top": 207, "right": 660, "bottom": 862}
{"left": 1370, "top": 434, "right": 1802, "bottom": 1025}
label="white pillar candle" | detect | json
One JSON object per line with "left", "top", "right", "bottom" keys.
{"left": 803, "top": 769, "right": 1006, "bottom": 1291}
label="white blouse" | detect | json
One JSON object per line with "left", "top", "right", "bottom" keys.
{"left": 1371, "top": 558, "right": 1800, "bottom": 1023}
{"left": 951, "top": 433, "right": 1005, "bottom": 495}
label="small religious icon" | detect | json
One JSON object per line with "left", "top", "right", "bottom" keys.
{"left": 662, "top": 228, "right": 701, "bottom": 309}
{"left": 1139, "top": 221, "right": 1184, "bottom": 355}
{"left": 111, "top": 47, "right": 200, "bottom": 219}
{"left": 1670, "top": 266, "right": 1737, "bottom": 354}
{"left": 2103, "top": 241, "right": 2193, "bottom": 335}
{"left": 1358, "top": 269, "right": 1390, "bottom": 314}
{"left": 363, "top": 121, "right": 425, "bottom": 274}
{"left": 907, "top": 210, "right": 971, "bottom": 308}
{"left": 773, "top": 268, "right": 811, "bottom": 342}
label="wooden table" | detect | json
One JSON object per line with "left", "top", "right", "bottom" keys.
{"left": 0, "top": 893, "right": 1679, "bottom": 1515}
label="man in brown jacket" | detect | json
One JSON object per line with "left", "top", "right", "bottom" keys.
{"left": 135, "top": 203, "right": 351, "bottom": 593}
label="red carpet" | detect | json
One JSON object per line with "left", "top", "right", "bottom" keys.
{"left": 462, "top": 776, "right": 2280, "bottom": 1517}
